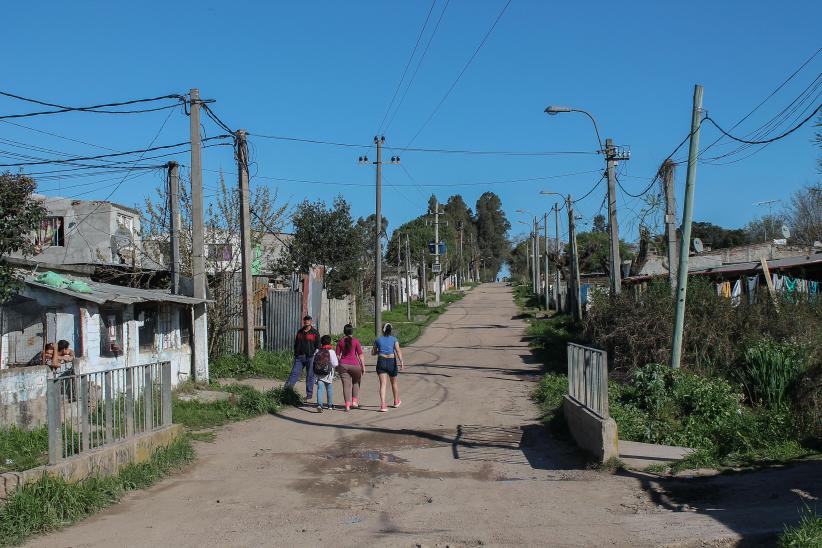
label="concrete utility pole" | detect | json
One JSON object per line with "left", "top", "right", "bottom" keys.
{"left": 405, "top": 233, "right": 411, "bottom": 321}
{"left": 661, "top": 160, "right": 678, "bottom": 291}
{"left": 554, "top": 203, "right": 561, "bottom": 311}
{"left": 236, "top": 130, "right": 255, "bottom": 358}
{"left": 671, "top": 84, "right": 704, "bottom": 369}
{"left": 533, "top": 217, "right": 541, "bottom": 298}
{"left": 524, "top": 236, "right": 530, "bottom": 286}
{"left": 433, "top": 197, "right": 442, "bottom": 306}
{"left": 167, "top": 162, "right": 181, "bottom": 295}
{"left": 567, "top": 196, "right": 582, "bottom": 322}
{"left": 420, "top": 252, "right": 427, "bottom": 302}
{"left": 544, "top": 211, "right": 549, "bottom": 310}
{"left": 458, "top": 221, "right": 464, "bottom": 288}
{"left": 605, "top": 138, "right": 622, "bottom": 295}
{"left": 189, "top": 88, "right": 208, "bottom": 381}
{"left": 359, "top": 136, "right": 399, "bottom": 339}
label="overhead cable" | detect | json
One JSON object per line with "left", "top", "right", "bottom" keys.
{"left": 0, "top": 91, "right": 185, "bottom": 120}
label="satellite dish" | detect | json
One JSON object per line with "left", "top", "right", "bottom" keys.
{"left": 693, "top": 238, "right": 704, "bottom": 254}
{"left": 781, "top": 225, "right": 791, "bottom": 239}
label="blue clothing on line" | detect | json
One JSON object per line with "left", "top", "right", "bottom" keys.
{"left": 374, "top": 335, "right": 398, "bottom": 355}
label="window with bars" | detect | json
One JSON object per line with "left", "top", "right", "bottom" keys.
{"left": 36, "top": 217, "right": 65, "bottom": 247}
{"left": 99, "top": 308, "right": 124, "bottom": 357}
{"left": 135, "top": 303, "right": 158, "bottom": 352}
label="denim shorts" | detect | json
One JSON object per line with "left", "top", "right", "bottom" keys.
{"left": 376, "top": 356, "right": 398, "bottom": 377}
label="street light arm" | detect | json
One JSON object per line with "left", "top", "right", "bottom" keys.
{"left": 571, "top": 109, "right": 603, "bottom": 152}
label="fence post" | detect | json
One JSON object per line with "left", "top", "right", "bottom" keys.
{"left": 79, "top": 376, "right": 90, "bottom": 452}
{"left": 47, "top": 378, "right": 61, "bottom": 465}
{"left": 125, "top": 367, "right": 134, "bottom": 437}
{"left": 143, "top": 365, "right": 153, "bottom": 431}
{"left": 104, "top": 371, "right": 113, "bottom": 442}
{"left": 161, "top": 362, "right": 172, "bottom": 426}
{"left": 599, "top": 350, "right": 609, "bottom": 418}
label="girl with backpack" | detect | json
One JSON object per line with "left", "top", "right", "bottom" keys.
{"left": 335, "top": 324, "right": 365, "bottom": 412}
{"left": 371, "top": 323, "right": 404, "bottom": 412}
{"left": 313, "top": 335, "right": 339, "bottom": 412}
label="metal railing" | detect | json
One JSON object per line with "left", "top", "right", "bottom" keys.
{"left": 46, "top": 362, "right": 172, "bottom": 465}
{"left": 567, "top": 343, "right": 609, "bottom": 418}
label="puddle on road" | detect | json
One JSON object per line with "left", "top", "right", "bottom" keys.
{"left": 353, "top": 450, "right": 407, "bottom": 464}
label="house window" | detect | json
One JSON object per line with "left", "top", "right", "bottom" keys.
{"left": 180, "top": 307, "right": 192, "bottom": 347}
{"left": 38, "top": 217, "right": 64, "bottom": 247}
{"left": 134, "top": 303, "right": 158, "bottom": 352}
{"left": 207, "top": 243, "right": 233, "bottom": 262}
{"left": 116, "top": 213, "right": 134, "bottom": 233}
{"left": 99, "top": 308, "right": 124, "bottom": 357}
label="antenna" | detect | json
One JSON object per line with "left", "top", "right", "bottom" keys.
{"left": 693, "top": 238, "right": 704, "bottom": 254}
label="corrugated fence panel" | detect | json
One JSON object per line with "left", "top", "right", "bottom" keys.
{"left": 266, "top": 290, "right": 302, "bottom": 352}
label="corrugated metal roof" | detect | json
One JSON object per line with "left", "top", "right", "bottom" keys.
{"left": 24, "top": 277, "right": 208, "bottom": 305}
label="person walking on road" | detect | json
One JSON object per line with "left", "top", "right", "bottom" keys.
{"left": 372, "top": 323, "right": 404, "bottom": 412}
{"left": 286, "top": 315, "right": 320, "bottom": 400}
{"left": 335, "top": 324, "right": 365, "bottom": 411}
{"left": 313, "top": 335, "right": 338, "bottom": 413}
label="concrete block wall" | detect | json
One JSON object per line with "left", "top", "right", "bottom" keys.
{"left": 0, "top": 366, "right": 48, "bottom": 430}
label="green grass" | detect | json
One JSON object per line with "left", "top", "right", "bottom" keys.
{"left": 354, "top": 290, "right": 466, "bottom": 346}
{"left": 0, "top": 427, "right": 48, "bottom": 473}
{"left": 209, "top": 350, "right": 293, "bottom": 381}
{"left": 172, "top": 385, "right": 301, "bottom": 430}
{"left": 779, "top": 505, "right": 822, "bottom": 547}
{"left": 0, "top": 437, "right": 194, "bottom": 546}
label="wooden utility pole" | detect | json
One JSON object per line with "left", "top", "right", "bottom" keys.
{"left": 605, "top": 138, "right": 622, "bottom": 295}
{"left": 533, "top": 217, "right": 540, "bottom": 298}
{"left": 671, "top": 84, "right": 704, "bottom": 369}
{"left": 554, "top": 203, "right": 561, "bottom": 311}
{"left": 567, "top": 196, "right": 582, "bottom": 322}
{"left": 167, "top": 162, "right": 181, "bottom": 295}
{"left": 236, "top": 130, "right": 255, "bottom": 358}
{"left": 661, "top": 160, "right": 678, "bottom": 291}
{"left": 421, "top": 251, "right": 427, "bottom": 302}
{"left": 405, "top": 233, "right": 411, "bottom": 320}
{"left": 433, "top": 197, "right": 442, "bottom": 306}
{"left": 188, "top": 88, "right": 208, "bottom": 381}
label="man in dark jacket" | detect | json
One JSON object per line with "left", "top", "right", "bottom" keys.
{"left": 286, "top": 315, "right": 321, "bottom": 399}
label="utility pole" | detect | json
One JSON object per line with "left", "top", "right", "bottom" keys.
{"left": 671, "top": 84, "right": 704, "bottom": 369}
{"left": 421, "top": 251, "right": 427, "bottom": 302}
{"left": 533, "top": 217, "right": 541, "bottom": 299}
{"left": 544, "top": 211, "right": 549, "bottom": 310}
{"left": 167, "top": 162, "right": 181, "bottom": 295}
{"left": 567, "top": 196, "right": 582, "bottom": 322}
{"left": 661, "top": 160, "right": 678, "bottom": 291}
{"left": 405, "top": 233, "right": 411, "bottom": 321}
{"left": 524, "top": 237, "right": 530, "bottom": 286}
{"left": 554, "top": 203, "right": 561, "bottom": 311}
{"left": 605, "top": 138, "right": 623, "bottom": 295}
{"left": 359, "top": 137, "right": 399, "bottom": 339}
{"left": 433, "top": 197, "right": 442, "bottom": 306}
{"left": 189, "top": 88, "right": 208, "bottom": 381}
{"left": 236, "top": 130, "right": 255, "bottom": 358}
{"left": 458, "top": 221, "right": 464, "bottom": 288}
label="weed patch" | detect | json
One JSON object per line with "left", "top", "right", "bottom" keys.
{"left": 0, "top": 437, "right": 194, "bottom": 546}
{"left": 172, "top": 385, "right": 300, "bottom": 430}
{"left": 0, "top": 427, "right": 48, "bottom": 473}
{"left": 779, "top": 505, "right": 822, "bottom": 547}
{"left": 209, "top": 350, "right": 293, "bottom": 382}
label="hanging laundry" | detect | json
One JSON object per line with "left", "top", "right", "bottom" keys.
{"left": 716, "top": 281, "right": 731, "bottom": 299}
{"left": 731, "top": 279, "right": 742, "bottom": 307}
{"left": 784, "top": 276, "right": 798, "bottom": 294}
{"left": 809, "top": 281, "right": 819, "bottom": 302}
{"left": 746, "top": 275, "right": 759, "bottom": 305}
{"left": 772, "top": 273, "right": 784, "bottom": 292}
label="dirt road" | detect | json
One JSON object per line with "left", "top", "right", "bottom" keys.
{"left": 30, "top": 284, "right": 820, "bottom": 547}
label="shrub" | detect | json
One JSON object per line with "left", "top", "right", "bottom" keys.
{"left": 740, "top": 339, "right": 807, "bottom": 407}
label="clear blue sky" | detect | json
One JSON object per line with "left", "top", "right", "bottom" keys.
{"left": 2, "top": 0, "right": 820, "bottom": 252}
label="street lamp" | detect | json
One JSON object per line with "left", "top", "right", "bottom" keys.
{"left": 544, "top": 105, "right": 628, "bottom": 296}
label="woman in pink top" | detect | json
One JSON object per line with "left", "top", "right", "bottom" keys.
{"left": 335, "top": 324, "right": 365, "bottom": 411}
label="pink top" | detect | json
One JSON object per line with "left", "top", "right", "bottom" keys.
{"left": 335, "top": 337, "right": 363, "bottom": 366}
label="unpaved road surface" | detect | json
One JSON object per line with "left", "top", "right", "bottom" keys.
{"left": 30, "top": 284, "right": 820, "bottom": 547}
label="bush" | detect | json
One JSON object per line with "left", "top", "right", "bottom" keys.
{"left": 740, "top": 339, "right": 807, "bottom": 407}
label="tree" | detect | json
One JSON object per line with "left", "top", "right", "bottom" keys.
{"left": 744, "top": 214, "right": 784, "bottom": 244}
{"left": 0, "top": 173, "right": 46, "bottom": 302}
{"left": 691, "top": 221, "right": 748, "bottom": 250}
{"left": 566, "top": 231, "right": 634, "bottom": 274}
{"left": 592, "top": 214, "right": 607, "bottom": 233}
{"left": 278, "top": 195, "right": 363, "bottom": 298}
{"left": 142, "top": 171, "right": 287, "bottom": 355}
{"left": 784, "top": 186, "right": 822, "bottom": 245}
{"left": 475, "top": 192, "right": 511, "bottom": 281}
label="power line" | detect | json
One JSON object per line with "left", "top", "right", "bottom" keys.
{"left": 0, "top": 91, "right": 185, "bottom": 120}
{"left": 383, "top": 0, "right": 451, "bottom": 133}
{"left": 702, "top": 105, "right": 820, "bottom": 145}
{"left": 574, "top": 173, "right": 606, "bottom": 203}
{"left": 401, "top": 0, "right": 512, "bottom": 149}
{"left": 377, "top": 0, "right": 438, "bottom": 133}
{"left": 0, "top": 135, "right": 231, "bottom": 167}
{"left": 247, "top": 131, "right": 595, "bottom": 156}
{"left": 0, "top": 119, "right": 120, "bottom": 152}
